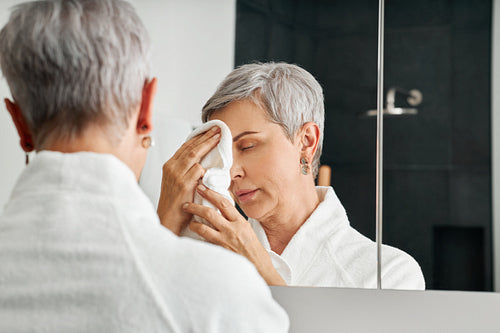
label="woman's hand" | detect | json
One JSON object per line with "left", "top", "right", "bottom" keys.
{"left": 157, "top": 126, "right": 221, "bottom": 235}
{"left": 183, "top": 184, "right": 286, "bottom": 286}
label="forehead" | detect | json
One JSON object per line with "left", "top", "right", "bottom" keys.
{"left": 210, "top": 99, "right": 272, "bottom": 135}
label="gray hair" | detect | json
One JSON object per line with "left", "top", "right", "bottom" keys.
{"left": 0, "top": 0, "right": 151, "bottom": 148}
{"left": 202, "top": 62, "right": 325, "bottom": 177}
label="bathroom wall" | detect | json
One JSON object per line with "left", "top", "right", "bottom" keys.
{"left": 235, "top": 0, "right": 492, "bottom": 290}
{"left": 0, "top": 0, "right": 236, "bottom": 207}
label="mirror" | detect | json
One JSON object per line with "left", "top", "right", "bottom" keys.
{"left": 0, "top": 0, "right": 494, "bottom": 291}
{"left": 234, "top": 0, "right": 494, "bottom": 291}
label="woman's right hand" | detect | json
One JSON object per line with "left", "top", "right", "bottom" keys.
{"left": 183, "top": 184, "right": 287, "bottom": 286}
{"left": 157, "top": 126, "right": 221, "bottom": 235}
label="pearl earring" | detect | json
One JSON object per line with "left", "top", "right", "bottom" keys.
{"left": 141, "top": 136, "right": 154, "bottom": 149}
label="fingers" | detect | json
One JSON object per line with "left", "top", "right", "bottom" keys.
{"left": 184, "top": 162, "right": 206, "bottom": 182}
{"left": 195, "top": 184, "right": 241, "bottom": 221}
{"left": 172, "top": 126, "right": 219, "bottom": 158}
{"left": 189, "top": 222, "right": 228, "bottom": 249}
{"left": 182, "top": 202, "right": 228, "bottom": 232}
{"left": 157, "top": 126, "right": 221, "bottom": 236}
{"left": 171, "top": 126, "right": 221, "bottom": 169}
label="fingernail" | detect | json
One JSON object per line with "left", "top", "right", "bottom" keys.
{"left": 182, "top": 203, "right": 189, "bottom": 210}
{"left": 198, "top": 184, "right": 207, "bottom": 191}
{"left": 212, "top": 133, "right": 221, "bottom": 140}
{"left": 211, "top": 126, "right": 220, "bottom": 132}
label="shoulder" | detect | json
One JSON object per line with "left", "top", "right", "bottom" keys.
{"left": 380, "top": 244, "right": 426, "bottom": 290}
{"left": 124, "top": 222, "right": 289, "bottom": 332}
{"left": 173, "top": 238, "right": 290, "bottom": 332}
{"left": 321, "top": 225, "right": 425, "bottom": 290}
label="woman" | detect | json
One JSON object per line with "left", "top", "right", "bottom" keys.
{"left": 160, "top": 62, "right": 425, "bottom": 289}
{"left": 0, "top": 1, "right": 288, "bottom": 331}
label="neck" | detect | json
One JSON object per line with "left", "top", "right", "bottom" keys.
{"left": 260, "top": 179, "right": 320, "bottom": 255}
{"left": 44, "top": 127, "right": 114, "bottom": 154}
{"left": 42, "top": 125, "right": 145, "bottom": 181}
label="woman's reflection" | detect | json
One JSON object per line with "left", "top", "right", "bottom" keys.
{"left": 163, "top": 62, "right": 425, "bottom": 289}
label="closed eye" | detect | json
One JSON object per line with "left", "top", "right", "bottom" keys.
{"left": 242, "top": 145, "right": 254, "bottom": 151}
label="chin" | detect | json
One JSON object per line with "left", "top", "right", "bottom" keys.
{"left": 241, "top": 205, "right": 267, "bottom": 222}
{"left": 237, "top": 190, "right": 275, "bottom": 221}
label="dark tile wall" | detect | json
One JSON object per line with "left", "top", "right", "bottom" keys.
{"left": 235, "top": 0, "right": 492, "bottom": 290}
{"left": 433, "top": 226, "right": 486, "bottom": 290}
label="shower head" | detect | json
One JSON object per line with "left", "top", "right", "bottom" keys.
{"left": 361, "top": 87, "right": 422, "bottom": 117}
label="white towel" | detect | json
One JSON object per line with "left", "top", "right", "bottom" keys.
{"left": 180, "top": 120, "right": 234, "bottom": 240}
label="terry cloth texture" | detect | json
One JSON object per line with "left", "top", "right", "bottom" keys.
{"left": 250, "top": 186, "right": 426, "bottom": 290}
{"left": 0, "top": 151, "right": 289, "bottom": 332}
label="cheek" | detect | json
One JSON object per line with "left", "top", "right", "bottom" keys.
{"left": 257, "top": 146, "right": 299, "bottom": 186}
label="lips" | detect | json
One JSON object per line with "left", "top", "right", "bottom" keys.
{"left": 234, "top": 189, "right": 258, "bottom": 203}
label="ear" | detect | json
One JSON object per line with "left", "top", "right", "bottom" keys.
{"left": 136, "top": 77, "right": 157, "bottom": 135}
{"left": 5, "top": 98, "right": 35, "bottom": 152}
{"left": 298, "top": 122, "right": 320, "bottom": 161}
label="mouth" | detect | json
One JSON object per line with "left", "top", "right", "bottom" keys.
{"left": 234, "top": 189, "right": 258, "bottom": 203}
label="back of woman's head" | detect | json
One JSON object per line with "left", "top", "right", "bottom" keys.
{"left": 202, "top": 62, "right": 325, "bottom": 177}
{"left": 0, "top": 0, "right": 151, "bottom": 148}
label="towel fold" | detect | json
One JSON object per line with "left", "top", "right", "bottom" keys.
{"left": 180, "top": 120, "right": 234, "bottom": 240}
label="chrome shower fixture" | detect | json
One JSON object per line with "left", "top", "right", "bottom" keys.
{"left": 364, "top": 87, "right": 422, "bottom": 117}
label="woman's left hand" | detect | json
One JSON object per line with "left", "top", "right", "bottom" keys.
{"left": 182, "top": 184, "right": 286, "bottom": 286}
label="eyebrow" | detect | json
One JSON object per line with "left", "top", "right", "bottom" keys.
{"left": 233, "top": 131, "right": 259, "bottom": 142}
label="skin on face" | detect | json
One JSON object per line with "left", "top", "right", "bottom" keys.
{"left": 211, "top": 99, "right": 304, "bottom": 224}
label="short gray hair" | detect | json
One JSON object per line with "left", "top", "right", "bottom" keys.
{"left": 0, "top": 0, "right": 151, "bottom": 148}
{"left": 202, "top": 62, "right": 324, "bottom": 177}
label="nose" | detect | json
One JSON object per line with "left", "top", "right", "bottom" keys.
{"left": 230, "top": 157, "right": 243, "bottom": 181}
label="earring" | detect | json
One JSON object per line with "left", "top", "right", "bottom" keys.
{"left": 141, "top": 136, "right": 155, "bottom": 149}
{"left": 300, "top": 157, "right": 309, "bottom": 175}
{"left": 25, "top": 152, "right": 29, "bottom": 165}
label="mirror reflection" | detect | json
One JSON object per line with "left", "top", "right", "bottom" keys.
{"left": 232, "top": 0, "right": 492, "bottom": 291}
{"left": 0, "top": 0, "right": 493, "bottom": 292}
{"left": 163, "top": 62, "right": 423, "bottom": 289}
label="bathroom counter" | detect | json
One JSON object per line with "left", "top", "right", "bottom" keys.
{"left": 270, "top": 286, "right": 500, "bottom": 333}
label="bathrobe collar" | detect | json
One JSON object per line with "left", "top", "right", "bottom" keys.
{"left": 10, "top": 150, "right": 143, "bottom": 204}
{"left": 249, "top": 186, "right": 349, "bottom": 284}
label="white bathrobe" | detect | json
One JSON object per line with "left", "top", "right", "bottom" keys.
{"left": 249, "top": 186, "right": 426, "bottom": 290}
{"left": 0, "top": 151, "right": 288, "bottom": 333}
